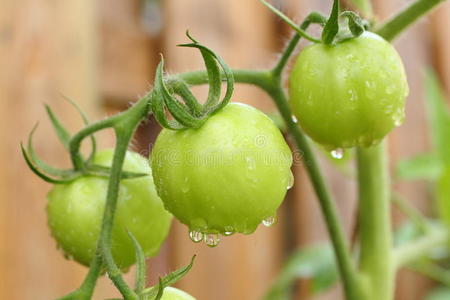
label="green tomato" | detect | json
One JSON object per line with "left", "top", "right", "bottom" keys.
{"left": 151, "top": 103, "right": 293, "bottom": 244}
{"left": 289, "top": 31, "right": 409, "bottom": 149}
{"left": 47, "top": 149, "right": 172, "bottom": 268}
{"left": 161, "top": 287, "right": 196, "bottom": 300}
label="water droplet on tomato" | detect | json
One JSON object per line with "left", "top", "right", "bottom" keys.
{"left": 262, "top": 216, "right": 277, "bottom": 227}
{"left": 189, "top": 230, "right": 203, "bottom": 243}
{"left": 287, "top": 171, "right": 294, "bottom": 190}
{"left": 223, "top": 226, "right": 235, "bottom": 236}
{"left": 330, "top": 148, "right": 344, "bottom": 159}
{"left": 204, "top": 233, "right": 220, "bottom": 247}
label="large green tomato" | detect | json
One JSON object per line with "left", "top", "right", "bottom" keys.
{"left": 151, "top": 103, "right": 293, "bottom": 245}
{"left": 289, "top": 32, "right": 409, "bottom": 149}
{"left": 161, "top": 287, "right": 196, "bottom": 300}
{"left": 47, "top": 149, "right": 172, "bottom": 268}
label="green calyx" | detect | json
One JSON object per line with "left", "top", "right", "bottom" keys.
{"left": 21, "top": 95, "right": 148, "bottom": 185}
{"left": 261, "top": 0, "right": 368, "bottom": 46}
{"left": 151, "top": 32, "right": 234, "bottom": 131}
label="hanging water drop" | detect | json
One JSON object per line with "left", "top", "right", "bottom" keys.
{"left": 189, "top": 230, "right": 203, "bottom": 243}
{"left": 331, "top": 148, "right": 344, "bottom": 159}
{"left": 262, "top": 216, "right": 277, "bottom": 227}
{"left": 292, "top": 116, "right": 298, "bottom": 123}
{"left": 287, "top": 171, "right": 294, "bottom": 190}
{"left": 204, "top": 233, "right": 221, "bottom": 247}
{"left": 223, "top": 226, "right": 235, "bottom": 236}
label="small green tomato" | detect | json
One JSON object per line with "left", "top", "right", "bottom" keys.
{"left": 47, "top": 149, "right": 172, "bottom": 268}
{"left": 161, "top": 287, "right": 196, "bottom": 300}
{"left": 151, "top": 103, "right": 293, "bottom": 245}
{"left": 289, "top": 31, "right": 409, "bottom": 150}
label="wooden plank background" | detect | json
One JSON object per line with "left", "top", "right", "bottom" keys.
{"left": 1, "top": 0, "right": 449, "bottom": 299}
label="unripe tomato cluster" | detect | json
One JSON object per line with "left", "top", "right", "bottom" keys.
{"left": 45, "top": 31, "right": 408, "bottom": 274}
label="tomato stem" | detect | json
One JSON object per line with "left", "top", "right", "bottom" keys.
{"left": 376, "top": 0, "right": 447, "bottom": 41}
{"left": 357, "top": 142, "right": 393, "bottom": 300}
{"left": 264, "top": 79, "right": 367, "bottom": 300}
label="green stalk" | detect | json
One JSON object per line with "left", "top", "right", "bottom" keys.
{"left": 357, "top": 142, "right": 393, "bottom": 300}
{"left": 376, "top": 0, "right": 446, "bottom": 41}
{"left": 347, "top": 0, "right": 373, "bottom": 18}
{"left": 265, "top": 80, "right": 366, "bottom": 300}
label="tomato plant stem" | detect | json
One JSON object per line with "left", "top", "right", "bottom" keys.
{"left": 346, "top": 0, "right": 373, "bottom": 18}
{"left": 357, "top": 142, "right": 393, "bottom": 300}
{"left": 96, "top": 99, "right": 150, "bottom": 300}
{"left": 376, "top": 0, "right": 447, "bottom": 41}
{"left": 264, "top": 79, "right": 367, "bottom": 300}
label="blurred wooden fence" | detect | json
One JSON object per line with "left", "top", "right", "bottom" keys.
{"left": 1, "top": 0, "right": 449, "bottom": 299}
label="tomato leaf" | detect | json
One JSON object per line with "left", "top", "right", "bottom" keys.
{"left": 21, "top": 143, "right": 78, "bottom": 184}
{"left": 27, "top": 123, "right": 76, "bottom": 178}
{"left": 59, "top": 93, "right": 97, "bottom": 163}
{"left": 322, "top": 0, "right": 340, "bottom": 44}
{"left": 426, "top": 287, "right": 450, "bottom": 300}
{"left": 153, "top": 278, "right": 165, "bottom": 300}
{"left": 179, "top": 31, "right": 221, "bottom": 112}
{"left": 87, "top": 164, "right": 149, "bottom": 180}
{"left": 396, "top": 153, "right": 442, "bottom": 181}
{"left": 157, "top": 57, "right": 203, "bottom": 129}
{"left": 341, "top": 11, "right": 365, "bottom": 38}
{"left": 142, "top": 256, "right": 196, "bottom": 298}
{"left": 127, "top": 231, "right": 146, "bottom": 294}
{"left": 45, "top": 104, "right": 71, "bottom": 149}
{"left": 263, "top": 243, "right": 337, "bottom": 300}
{"left": 179, "top": 38, "right": 234, "bottom": 115}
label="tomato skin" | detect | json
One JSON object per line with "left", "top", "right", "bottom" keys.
{"left": 289, "top": 32, "right": 409, "bottom": 149}
{"left": 47, "top": 149, "right": 172, "bottom": 268}
{"left": 161, "top": 287, "right": 196, "bottom": 300}
{"left": 151, "top": 103, "right": 293, "bottom": 236}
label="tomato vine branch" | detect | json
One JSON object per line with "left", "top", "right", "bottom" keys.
{"left": 376, "top": 0, "right": 447, "bottom": 41}
{"left": 357, "top": 143, "right": 393, "bottom": 300}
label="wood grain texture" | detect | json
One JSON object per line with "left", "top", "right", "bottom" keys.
{"left": 99, "top": 0, "right": 158, "bottom": 107}
{"left": 430, "top": 1, "right": 450, "bottom": 94}
{"left": 0, "top": 0, "right": 119, "bottom": 299}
